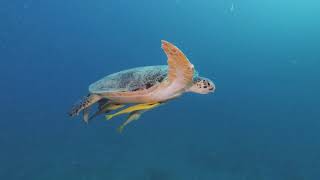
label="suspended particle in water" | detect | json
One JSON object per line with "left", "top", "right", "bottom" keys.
{"left": 23, "top": 3, "right": 29, "bottom": 9}
{"left": 230, "top": 2, "right": 235, "bottom": 13}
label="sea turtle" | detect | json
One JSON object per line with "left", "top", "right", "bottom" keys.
{"left": 69, "top": 40, "right": 215, "bottom": 132}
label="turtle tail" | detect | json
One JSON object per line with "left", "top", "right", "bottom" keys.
{"left": 68, "top": 94, "right": 101, "bottom": 117}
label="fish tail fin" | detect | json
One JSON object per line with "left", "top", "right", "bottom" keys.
{"left": 106, "top": 114, "right": 114, "bottom": 120}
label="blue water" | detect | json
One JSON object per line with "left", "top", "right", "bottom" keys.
{"left": 1, "top": 0, "right": 320, "bottom": 179}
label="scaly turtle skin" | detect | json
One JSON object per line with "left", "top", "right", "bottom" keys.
{"left": 69, "top": 40, "right": 215, "bottom": 126}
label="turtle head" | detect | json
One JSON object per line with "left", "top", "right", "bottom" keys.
{"left": 188, "top": 77, "right": 215, "bottom": 94}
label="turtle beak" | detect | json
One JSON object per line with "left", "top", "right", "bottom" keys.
{"left": 209, "top": 82, "right": 215, "bottom": 93}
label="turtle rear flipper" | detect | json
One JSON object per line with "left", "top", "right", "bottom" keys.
{"left": 69, "top": 94, "right": 101, "bottom": 117}
{"left": 83, "top": 108, "right": 90, "bottom": 123}
{"left": 89, "top": 101, "right": 125, "bottom": 121}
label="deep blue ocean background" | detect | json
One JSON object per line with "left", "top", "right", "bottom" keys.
{"left": 1, "top": 0, "right": 320, "bottom": 179}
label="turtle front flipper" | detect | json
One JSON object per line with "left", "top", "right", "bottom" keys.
{"left": 161, "top": 40, "right": 195, "bottom": 92}
{"left": 118, "top": 110, "right": 145, "bottom": 133}
{"left": 106, "top": 103, "right": 161, "bottom": 120}
{"left": 69, "top": 94, "right": 101, "bottom": 118}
